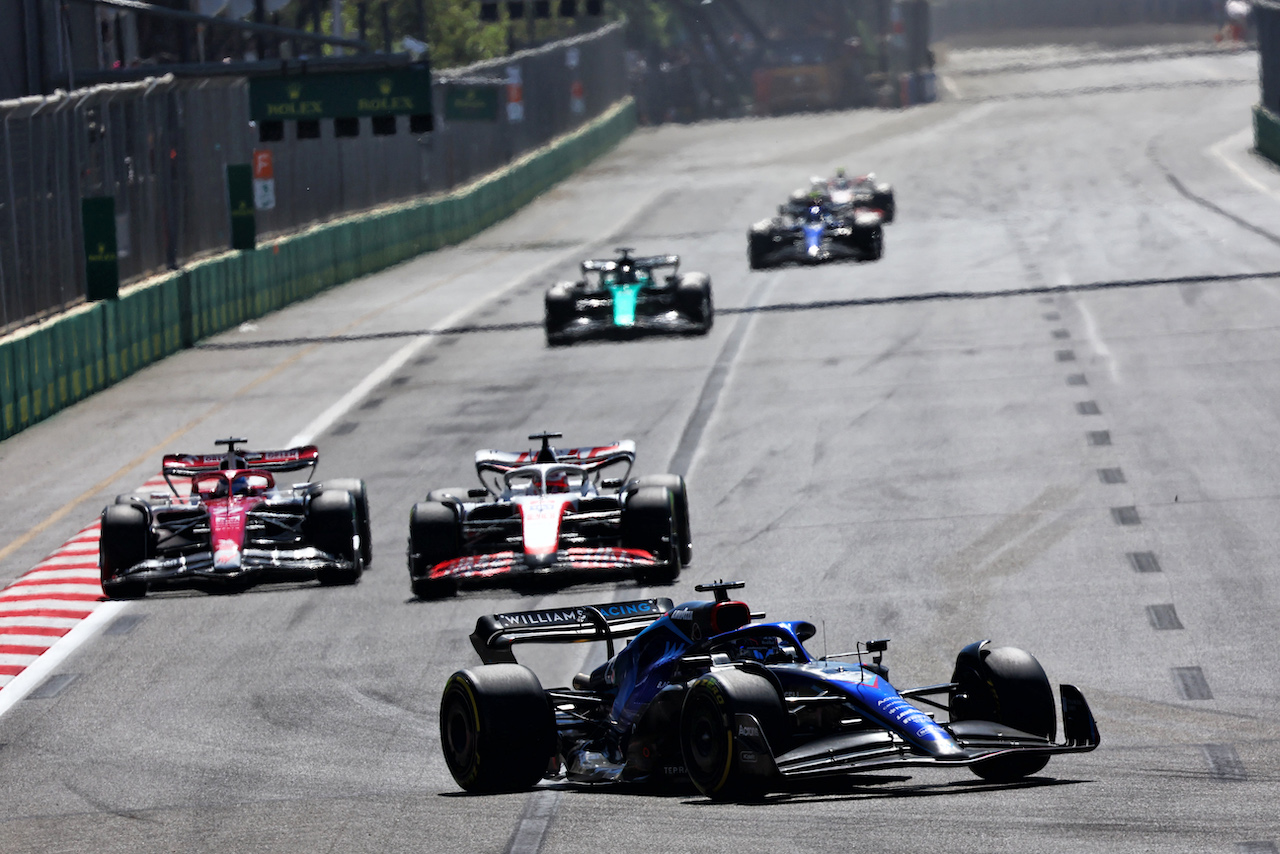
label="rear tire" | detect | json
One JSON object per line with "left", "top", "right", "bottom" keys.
{"left": 321, "top": 478, "right": 372, "bottom": 568}
{"left": 409, "top": 502, "right": 461, "bottom": 599}
{"left": 950, "top": 642, "right": 1056, "bottom": 781}
{"left": 622, "top": 486, "right": 681, "bottom": 585}
{"left": 439, "top": 665, "right": 556, "bottom": 793}
{"left": 307, "top": 491, "right": 362, "bottom": 586}
{"left": 99, "top": 504, "right": 151, "bottom": 599}
{"left": 681, "top": 669, "right": 785, "bottom": 800}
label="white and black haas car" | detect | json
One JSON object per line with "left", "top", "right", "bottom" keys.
{"left": 407, "top": 432, "right": 692, "bottom": 599}
{"left": 827, "top": 167, "right": 895, "bottom": 222}
{"left": 544, "top": 248, "right": 713, "bottom": 345}
{"left": 99, "top": 438, "right": 372, "bottom": 598}
{"left": 748, "top": 191, "right": 883, "bottom": 269}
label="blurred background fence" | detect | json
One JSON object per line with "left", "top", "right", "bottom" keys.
{"left": 0, "top": 21, "right": 626, "bottom": 336}
{"left": 933, "top": 0, "right": 1223, "bottom": 38}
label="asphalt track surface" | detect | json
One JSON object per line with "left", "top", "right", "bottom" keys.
{"left": 2, "top": 45, "right": 1278, "bottom": 852}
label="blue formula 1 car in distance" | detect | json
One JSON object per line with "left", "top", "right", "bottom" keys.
{"left": 439, "top": 581, "right": 1100, "bottom": 799}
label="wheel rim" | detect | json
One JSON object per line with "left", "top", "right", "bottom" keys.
{"left": 685, "top": 692, "right": 728, "bottom": 781}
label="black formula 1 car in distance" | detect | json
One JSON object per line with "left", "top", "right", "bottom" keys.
{"left": 544, "top": 248, "right": 713, "bottom": 345}
{"left": 749, "top": 193, "right": 884, "bottom": 269}
{"left": 439, "top": 581, "right": 1099, "bottom": 800}
{"left": 99, "top": 438, "right": 372, "bottom": 598}
{"left": 407, "top": 432, "right": 692, "bottom": 599}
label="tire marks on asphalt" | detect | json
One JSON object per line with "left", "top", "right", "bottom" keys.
{"left": 667, "top": 274, "right": 779, "bottom": 479}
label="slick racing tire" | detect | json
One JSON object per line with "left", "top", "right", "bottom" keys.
{"left": 440, "top": 665, "right": 556, "bottom": 793}
{"left": 680, "top": 669, "right": 786, "bottom": 800}
{"left": 873, "top": 190, "right": 895, "bottom": 223}
{"left": 676, "top": 273, "right": 714, "bottom": 334}
{"left": 864, "top": 227, "right": 884, "bottom": 262}
{"left": 99, "top": 504, "right": 151, "bottom": 599}
{"left": 307, "top": 490, "right": 363, "bottom": 586}
{"left": 545, "top": 283, "right": 577, "bottom": 346}
{"left": 408, "top": 501, "right": 461, "bottom": 600}
{"left": 626, "top": 475, "right": 693, "bottom": 566}
{"left": 320, "top": 478, "right": 372, "bottom": 568}
{"left": 621, "top": 486, "right": 682, "bottom": 586}
{"left": 949, "top": 642, "right": 1056, "bottom": 782}
{"left": 747, "top": 232, "right": 772, "bottom": 270}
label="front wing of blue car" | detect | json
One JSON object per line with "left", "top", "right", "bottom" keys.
{"left": 761, "top": 684, "right": 1099, "bottom": 780}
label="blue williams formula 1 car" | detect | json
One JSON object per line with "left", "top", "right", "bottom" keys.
{"left": 748, "top": 193, "right": 884, "bottom": 270}
{"left": 544, "top": 249, "right": 713, "bottom": 345}
{"left": 439, "top": 581, "right": 1099, "bottom": 799}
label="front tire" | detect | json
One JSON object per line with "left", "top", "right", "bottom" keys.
{"left": 408, "top": 502, "right": 461, "bottom": 599}
{"left": 99, "top": 504, "right": 151, "bottom": 599}
{"left": 440, "top": 665, "right": 556, "bottom": 793}
{"left": 950, "top": 642, "right": 1056, "bottom": 781}
{"left": 873, "top": 189, "right": 895, "bottom": 223}
{"left": 320, "top": 478, "right": 372, "bottom": 568}
{"left": 307, "top": 490, "right": 362, "bottom": 586}
{"left": 748, "top": 232, "right": 772, "bottom": 270}
{"left": 676, "top": 273, "right": 714, "bottom": 334}
{"left": 680, "top": 669, "right": 786, "bottom": 800}
{"left": 545, "top": 283, "right": 577, "bottom": 346}
{"left": 621, "top": 486, "right": 682, "bottom": 585}
{"left": 627, "top": 475, "right": 693, "bottom": 566}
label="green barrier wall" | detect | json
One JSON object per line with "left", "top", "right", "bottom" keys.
{"left": 1255, "top": 104, "right": 1280, "bottom": 168}
{"left": 0, "top": 99, "right": 636, "bottom": 442}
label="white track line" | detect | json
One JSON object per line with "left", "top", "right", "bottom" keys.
{"left": 1208, "top": 126, "right": 1280, "bottom": 199}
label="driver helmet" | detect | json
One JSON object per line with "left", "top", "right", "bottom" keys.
{"left": 231, "top": 474, "right": 251, "bottom": 496}
{"left": 546, "top": 471, "right": 572, "bottom": 494}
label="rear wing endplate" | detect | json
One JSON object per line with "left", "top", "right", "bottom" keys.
{"left": 471, "top": 597, "right": 673, "bottom": 665}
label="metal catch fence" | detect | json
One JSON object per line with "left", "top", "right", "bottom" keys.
{"left": 0, "top": 22, "right": 626, "bottom": 335}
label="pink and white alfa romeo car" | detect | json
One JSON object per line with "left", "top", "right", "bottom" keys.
{"left": 99, "top": 438, "right": 371, "bottom": 598}
{"left": 407, "top": 432, "right": 692, "bottom": 599}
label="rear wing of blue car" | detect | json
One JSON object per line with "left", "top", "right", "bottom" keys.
{"left": 470, "top": 598, "right": 673, "bottom": 665}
